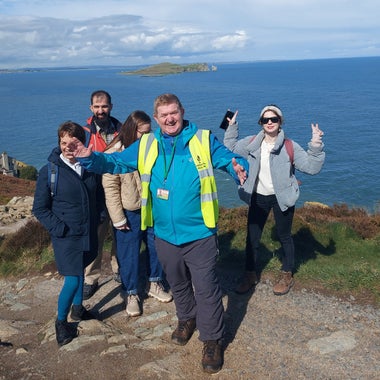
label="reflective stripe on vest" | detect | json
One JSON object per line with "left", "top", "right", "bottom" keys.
{"left": 138, "top": 133, "right": 156, "bottom": 229}
{"left": 137, "top": 130, "right": 219, "bottom": 230}
{"left": 189, "top": 129, "right": 219, "bottom": 228}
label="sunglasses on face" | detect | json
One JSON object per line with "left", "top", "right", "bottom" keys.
{"left": 261, "top": 116, "right": 280, "bottom": 124}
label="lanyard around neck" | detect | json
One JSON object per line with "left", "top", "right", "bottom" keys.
{"left": 160, "top": 134, "right": 178, "bottom": 182}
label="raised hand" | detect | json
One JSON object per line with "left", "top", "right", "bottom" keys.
{"left": 69, "top": 138, "right": 93, "bottom": 158}
{"left": 228, "top": 110, "right": 239, "bottom": 126}
{"left": 311, "top": 123, "right": 324, "bottom": 146}
{"left": 232, "top": 157, "right": 247, "bottom": 185}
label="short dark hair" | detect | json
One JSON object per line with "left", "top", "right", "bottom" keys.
{"left": 90, "top": 90, "right": 112, "bottom": 105}
{"left": 58, "top": 121, "right": 86, "bottom": 145}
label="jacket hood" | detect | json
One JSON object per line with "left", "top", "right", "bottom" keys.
{"left": 47, "top": 147, "right": 63, "bottom": 166}
{"left": 153, "top": 120, "right": 197, "bottom": 144}
{"left": 247, "top": 129, "right": 287, "bottom": 153}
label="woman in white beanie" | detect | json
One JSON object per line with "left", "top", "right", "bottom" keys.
{"left": 223, "top": 104, "right": 325, "bottom": 295}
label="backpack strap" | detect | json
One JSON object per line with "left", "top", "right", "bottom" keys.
{"left": 284, "top": 139, "right": 294, "bottom": 165}
{"left": 47, "top": 162, "right": 58, "bottom": 197}
{"left": 249, "top": 135, "right": 298, "bottom": 181}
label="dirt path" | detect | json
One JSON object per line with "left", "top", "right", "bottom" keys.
{"left": 1, "top": 258, "right": 379, "bottom": 380}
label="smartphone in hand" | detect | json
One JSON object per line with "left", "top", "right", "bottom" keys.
{"left": 219, "top": 110, "right": 235, "bottom": 130}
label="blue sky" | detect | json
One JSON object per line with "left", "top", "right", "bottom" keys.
{"left": 1, "top": 0, "right": 379, "bottom": 69}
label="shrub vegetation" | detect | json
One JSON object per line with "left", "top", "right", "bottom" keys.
{"left": 1, "top": 204, "right": 379, "bottom": 305}
{"left": 18, "top": 165, "right": 38, "bottom": 180}
{"left": 0, "top": 175, "right": 36, "bottom": 204}
{"left": 217, "top": 204, "right": 380, "bottom": 305}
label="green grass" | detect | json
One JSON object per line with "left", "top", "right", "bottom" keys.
{"left": 1, "top": 205, "right": 379, "bottom": 306}
{"left": 217, "top": 205, "right": 380, "bottom": 306}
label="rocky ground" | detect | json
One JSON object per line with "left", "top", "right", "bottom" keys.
{"left": 1, "top": 195, "right": 379, "bottom": 379}
{"left": 0, "top": 196, "right": 34, "bottom": 236}
{"left": 1, "top": 255, "right": 380, "bottom": 380}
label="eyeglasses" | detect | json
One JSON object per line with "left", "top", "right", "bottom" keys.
{"left": 261, "top": 116, "right": 280, "bottom": 124}
{"left": 137, "top": 129, "right": 151, "bottom": 134}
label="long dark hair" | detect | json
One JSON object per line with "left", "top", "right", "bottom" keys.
{"left": 106, "top": 110, "right": 151, "bottom": 150}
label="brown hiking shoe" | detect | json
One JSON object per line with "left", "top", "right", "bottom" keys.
{"left": 202, "top": 340, "right": 224, "bottom": 374}
{"left": 235, "top": 271, "right": 258, "bottom": 294}
{"left": 171, "top": 318, "right": 196, "bottom": 346}
{"left": 273, "top": 271, "right": 294, "bottom": 295}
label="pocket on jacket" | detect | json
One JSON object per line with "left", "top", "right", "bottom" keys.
{"left": 64, "top": 224, "right": 87, "bottom": 237}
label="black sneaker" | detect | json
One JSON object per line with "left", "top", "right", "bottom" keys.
{"left": 83, "top": 282, "right": 98, "bottom": 300}
{"left": 70, "top": 305, "right": 97, "bottom": 321}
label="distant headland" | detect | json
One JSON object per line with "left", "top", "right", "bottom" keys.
{"left": 121, "top": 62, "right": 217, "bottom": 77}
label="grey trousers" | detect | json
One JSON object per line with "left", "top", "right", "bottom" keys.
{"left": 155, "top": 235, "right": 224, "bottom": 342}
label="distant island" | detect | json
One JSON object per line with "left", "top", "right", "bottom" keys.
{"left": 121, "top": 62, "right": 217, "bottom": 76}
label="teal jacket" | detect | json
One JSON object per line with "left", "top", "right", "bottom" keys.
{"left": 78, "top": 121, "right": 248, "bottom": 245}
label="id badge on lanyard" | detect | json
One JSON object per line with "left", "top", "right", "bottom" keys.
{"left": 157, "top": 135, "right": 178, "bottom": 201}
{"left": 157, "top": 188, "right": 169, "bottom": 200}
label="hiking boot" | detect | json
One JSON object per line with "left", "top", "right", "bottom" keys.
{"left": 171, "top": 318, "right": 196, "bottom": 346}
{"left": 55, "top": 319, "right": 77, "bottom": 347}
{"left": 83, "top": 282, "right": 98, "bottom": 300}
{"left": 202, "top": 340, "right": 224, "bottom": 374}
{"left": 113, "top": 272, "right": 121, "bottom": 283}
{"left": 235, "top": 271, "right": 258, "bottom": 294}
{"left": 70, "top": 305, "right": 97, "bottom": 321}
{"left": 273, "top": 271, "right": 295, "bottom": 295}
{"left": 147, "top": 281, "right": 173, "bottom": 303}
{"left": 126, "top": 294, "right": 141, "bottom": 317}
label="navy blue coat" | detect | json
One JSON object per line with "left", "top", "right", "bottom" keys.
{"left": 32, "top": 147, "right": 102, "bottom": 276}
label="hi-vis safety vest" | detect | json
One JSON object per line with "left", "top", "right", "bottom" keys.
{"left": 138, "top": 130, "right": 219, "bottom": 230}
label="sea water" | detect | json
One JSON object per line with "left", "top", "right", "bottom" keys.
{"left": 1, "top": 57, "right": 379, "bottom": 212}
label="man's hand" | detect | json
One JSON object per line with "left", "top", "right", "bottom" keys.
{"left": 69, "top": 138, "right": 93, "bottom": 158}
{"left": 232, "top": 157, "right": 247, "bottom": 185}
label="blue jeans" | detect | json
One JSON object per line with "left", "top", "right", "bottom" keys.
{"left": 246, "top": 193, "right": 295, "bottom": 273}
{"left": 114, "top": 209, "right": 163, "bottom": 295}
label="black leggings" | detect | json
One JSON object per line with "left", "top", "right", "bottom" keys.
{"left": 245, "top": 193, "right": 295, "bottom": 273}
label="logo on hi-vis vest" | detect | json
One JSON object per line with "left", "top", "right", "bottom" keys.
{"left": 195, "top": 154, "right": 207, "bottom": 170}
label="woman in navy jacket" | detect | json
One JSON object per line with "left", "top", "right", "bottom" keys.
{"left": 33, "top": 121, "right": 102, "bottom": 346}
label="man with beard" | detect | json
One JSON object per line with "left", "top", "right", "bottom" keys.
{"left": 82, "top": 90, "right": 122, "bottom": 299}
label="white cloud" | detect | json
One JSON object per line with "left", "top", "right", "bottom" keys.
{"left": 73, "top": 26, "right": 87, "bottom": 33}
{"left": 0, "top": 0, "right": 379, "bottom": 68}
{"left": 212, "top": 31, "right": 249, "bottom": 50}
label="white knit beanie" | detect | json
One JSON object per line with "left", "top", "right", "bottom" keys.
{"left": 258, "top": 105, "right": 284, "bottom": 124}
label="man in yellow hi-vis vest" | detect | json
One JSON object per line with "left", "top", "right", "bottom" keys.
{"left": 71, "top": 93, "right": 248, "bottom": 374}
